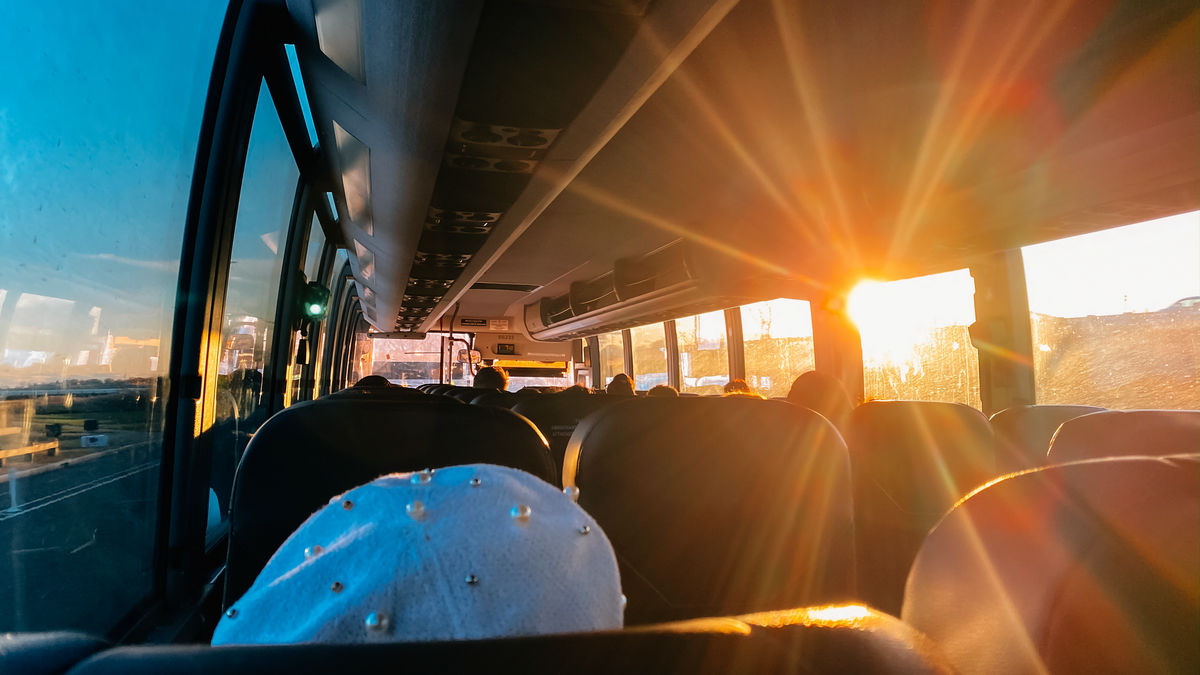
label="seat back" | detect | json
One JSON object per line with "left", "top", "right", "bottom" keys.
{"left": 1046, "top": 409, "right": 1200, "bottom": 463}
{"left": 63, "top": 606, "right": 951, "bottom": 675}
{"left": 903, "top": 454, "right": 1199, "bottom": 674}
{"left": 224, "top": 398, "right": 554, "bottom": 607}
{"left": 563, "top": 397, "right": 855, "bottom": 623}
{"left": 469, "top": 389, "right": 520, "bottom": 408}
{"left": 511, "top": 393, "right": 619, "bottom": 484}
{"left": 988, "top": 404, "right": 1104, "bottom": 473}
{"left": 326, "top": 385, "right": 446, "bottom": 401}
{"left": 845, "top": 401, "right": 994, "bottom": 613}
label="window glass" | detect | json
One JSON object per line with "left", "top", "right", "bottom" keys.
{"left": 595, "top": 332, "right": 625, "bottom": 386}
{"left": 370, "top": 333, "right": 442, "bottom": 386}
{"left": 1023, "top": 212, "right": 1200, "bottom": 408}
{"left": 0, "top": 2, "right": 225, "bottom": 634}
{"left": 288, "top": 215, "right": 326, "bottom": 403}
{"left": 741, "top": 299, "right": 815, "bottom": 398}
{"left": 208, "top": 82, "right": 300, "bottom": 540}
{"left": 630, "top": 323, "right": 668, "bottom": 390}
{"left": 850, "top": 269, "right": 981, "bottom": 408}
{"left": 677, "top": 310, "right": 729, "bottom": 395}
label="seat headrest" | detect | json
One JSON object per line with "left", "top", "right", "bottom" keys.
{"left": 327, "top": 386, "right": 452, "bottom": 401}
{"left": 989, "top": 404, "right": 1105, "bottom": 473}
{"left": 512, "top": 394, "right": 620, "bottom": 481}
{"left": 225, "top": 398, "right": 554, "bottom": 607}
{"left": 1046, "top": 409, "right": 1200, "bottom": 463}
{"left": 563, "top": 397, "right": 855, "bottom": 622}
{"left": 469, "top": 390, "right": 519, "bottom": 408}
{"left": 847, "top": 401, "right": 995, "bottom": 516}
{"left": 903, "top": 454, "right": 1200, "bottom": 674}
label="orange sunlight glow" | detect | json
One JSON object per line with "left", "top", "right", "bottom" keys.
{"left": 847, "top": 270, "right": 976, "bottom": 371}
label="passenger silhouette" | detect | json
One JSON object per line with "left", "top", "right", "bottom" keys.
{"left": 605, "top": 373, "right": 635, "bottom": 396}
{"left": 647, "top": 385, "right": 679, "bottom": 397}
{"left": 723, "top": 379, "right": 752, "bottom": 394}
{"left": 786, "top": 371, "right": 853, "bottom": 432}
{"left": 354, "top": 375, "right": 393, "bottom": 388}
{"left": 473, "top": 366, "right": 509, "bottom": 391}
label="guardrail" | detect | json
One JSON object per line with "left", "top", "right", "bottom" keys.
{"left": 0, "top": 439, "right": 59, "bottom": 467}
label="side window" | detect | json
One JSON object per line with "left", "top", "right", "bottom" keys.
{"left": 0, "top": 2, "right": 225, "bottom": 633}
{"left": 741, "top": 299, "right": 815, "bottom": 398}
{"left": 368, "top": 333, "right": 442, "bottom": 386}
{"left": 629, "top": 323, "right": 668, "bottom": 390}
{"left": 288, "top": 214, "right": 326, "bottom": 403}
{"left": 595, "top": 332, "right": 625, "bottom": 386}
{"left": 849, "top": 269, "right": 981, "bottom": 408}
{"left": 207, "top": 81, "right": 300, "bottom": 539}
{"left": 1023, "top": 212, "right": 1199, "bottom": 408}
{"left": 677, "top": 310, "right": 729, "bottom": 395}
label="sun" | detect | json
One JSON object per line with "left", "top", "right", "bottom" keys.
{"left": 846, "top": 271, "right": 977, "bottom": 367}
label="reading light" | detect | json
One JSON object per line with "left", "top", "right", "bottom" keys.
{"left": 300, "top": 282, "right": 330, "bottom": 321}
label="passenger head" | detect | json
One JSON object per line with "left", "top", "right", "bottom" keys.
{"left": 647, "top": 384, "right": 679, "bottom": 398}
{"left": 723, "top": 391, "right": 766, "bottom": 400}
{"left": 473, "top": 366, "right": 508, "bottom": 391}
{"left": 558, "top": 384, "right": 593, "bottom": 395}
{"left": 605, "top": 373, "right": 635, "bottom": 396}
{"left": 212, "top": 464, "right": 623, "bottom": 644}
{"left": 786, "top": 371, "right": 853, "bottom": 432}
{"left": 722, "top": 379, "right": 752, "bottom": 394}
{"left": 353, "top": 375, "right": 392, "bottom": 388}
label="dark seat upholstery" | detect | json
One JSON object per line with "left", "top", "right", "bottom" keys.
{"left": 0, "top": 632, "right": 108, "bottom": 675}
{"left": 62, "top": 606, "right": 951, "bottom": 674}
{"left": 428, "top": 384, "right": 456, "bottom": 395}
{"left": 470, "top": 390, "right": 520, "bottom": 408}
{"left": 224, "top": 398, "right": 554, "bottom": 607}
{"left": 447, "top": 385, "right": 488, "bottom": 403}
{"left": 326, "top": 385, "right": 448, "bottom": 401}
{"left": 1046, "top": 409, "right": 1200, "bottom": 463}
{"left": 988, "top": 404, "right": 1104, "bottom": 473}
{"left": 845, "top": 401, "right": 994, "bottom": 614}
{"left": 563, "top": 397, "right": 855, "bottom": 624}
{"left": 903, "top": 454, "right": 1199, "bottom": 674}
{"left": 511, "top": 393, "right": 619, "bottom": 484}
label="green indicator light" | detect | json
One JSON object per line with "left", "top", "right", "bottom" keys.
{"left": 308, "top": 303, "right": 322, "bottom": 316}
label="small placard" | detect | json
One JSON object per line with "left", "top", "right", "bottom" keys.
{"left": 459, "top": 318, "right": 488, "bottom": 327}
{"left": 488, "top": 319, "right": 510, "bottom": 331}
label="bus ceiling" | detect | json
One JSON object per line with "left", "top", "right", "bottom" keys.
{"left": 280, "top": 0, "right": 1198, "bottom": 336}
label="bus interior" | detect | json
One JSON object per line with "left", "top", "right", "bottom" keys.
{"left": 1, "top": 0, "right": 1198, "bottom": 672}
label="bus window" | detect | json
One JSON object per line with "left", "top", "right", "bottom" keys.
{"left": 0, "top": 2, "right": 224, "bottom": 634}
{"left": 595, "top": 331, "right": 625, "bottom": 387}
{"left": 677, "top": 310, "right": 729, "bottom": 395}
{"left": 208, "top": 81, "right": 300, "bottom": 539}
{"left": 369, "top": 333, "right": 442, "bottom": 386}
{"left": 1023, "top": 212, "right": 1200, "bottom": 409}
{"left": 288, "top": 214, "right": 326, "bottom": 403}
{"left": 849, "top": 269, "right": 981, "bottom": 408}
{"left": 741, "top": 299, "right": 815, "bottom": 398}
{"left": 630, "top": 323, "right": 668, "bottom": 390}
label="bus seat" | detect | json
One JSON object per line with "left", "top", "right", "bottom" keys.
{"left": 326, "top": 385, "right": 448, "bottom": 401}
{"left": 1045, "top": 409, "right": 1200, "bottom": 463}
{"left": 428, "top": 384, "right": 457, "bottom": 395}
{"left": 60, "top": 605, "right": 951, "bottom": 674}
{"left": 511, "top": 393, "right": 619, "bottom": 485}
{"left": 903, "top": 454, "right": 1199, "bottom": 674}
{"left": 0, "top": 631, "right": 108, "bottom": 675}
{"left": 445, "top": 386, "right": 486, "bottom": 402}
{"left": 988, "top": 404, "right": 1104, "bottom": 473}
{"left": 562, "top": 397, "right": 855, "bottom": 624}
{"left": 469, "top": 389, "right": 520, "bottom": 408}
{"left": 845, "top": 401, "right": 995, "bottom": 614}
{"left": 224, "top": 398, "right": 554, "bottom": 607}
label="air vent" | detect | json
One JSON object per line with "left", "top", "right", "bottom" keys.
{"left": 471, "top": 282, "right": 541, "bottom": 292}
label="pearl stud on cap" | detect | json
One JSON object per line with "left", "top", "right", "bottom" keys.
{"left": 365, "top": 611, "right": 389, "bottom": 631}
{"left": 510, "top": 504, "right": 532, "bottom": 522}
{"left": 466, "top": 574, "right": 479, "bottom": 585}
{"left": 563, "top": 486, "right": 580, "bottom": 502}
{"left": 304, "top": 545, "right": 323, "bottom": 558}
{"left": 411, "top": 468, "right": 434, "bottom": 485}
{"left": 406, "top": 500, "right": 426, "bottom": 520}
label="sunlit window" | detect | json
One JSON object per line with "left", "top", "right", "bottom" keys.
{"left": 741, "top": 299, "right": 815, "bottom": 398}
{"left": 369, "top": 333, "right": 442, "bottom": 387}
{"left": 1023, "top": 212, "right": 1200, "bottom": 409}
{"left": 677, "top": 310, "right": 729, "bottom": 395}
{"left": 630, "top": 323, "right": 668, "bottom": 390}
{"left": 849, "top": 269, "right": 981, "bottom": 408}
{"left": 595, "top": 332, "right": 625, "bottom": 386}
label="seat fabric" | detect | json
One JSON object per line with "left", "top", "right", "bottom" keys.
{"left": 903, "top": 454, "right": 1199, "bottom": 675}
{"left": 563, "top": 397, "right": 855, "bottom": 623}
{"left": 511, "top": 393, "right": 620, "bottom": 485}
{"left": 988, "top": 404, "right": 1104, "bottom": 473}
{"left": 845, "top": 401, "right": 995, "bottom": 614}
{"left": 1046, "top": 409, "right": 1200, "bottom": 463}
{"left": 224, "top": 398, "right": 553, "bottom": 607}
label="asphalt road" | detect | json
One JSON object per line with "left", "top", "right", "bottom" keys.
{"left": 0, "top": 441, "right": 162, "bottom": 633}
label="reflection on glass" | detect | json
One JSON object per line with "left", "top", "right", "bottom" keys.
{"left": 596, "top": 332, "right": 625, "bottom": 386}
{"left": 1024, "top": 212, "right": 1200, "bottom": 408}
{"left": 677, "top": 310, "right": 729, "bottom": 394}
{"left": 209, "top": 81, "right": 299, "bottom": 540}
{"left": 849, "top": 270, "right": 981, "bottom": 408}
{"left": 741, "top": 299, "right": 815, "bottom": 398}
{"left": 0, "top": 1, "right": 225, "bottom": 634}
{"left": 630, "top": 324, "right": 667, "bottom": 390}
{"left": 370, "top": 333, "right": 443, "bottom": 386}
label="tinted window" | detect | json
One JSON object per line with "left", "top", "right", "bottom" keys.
{"left": 0, "top": 2, "right": 226, "bottom": 633}
{"left": 850, "top": 269, "right": 981, "bottom": 408}
{"left": 630, "top": 323, "right": 668, "bottom": 390}
{"left": 741, "top": 299, "right": 815, "bottom": 398}
{"left": 677, "top": 310, "right": 729, "bottom": 395}
{"left": 1023, "top": 212, "right": 1200, "bottom": 408}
